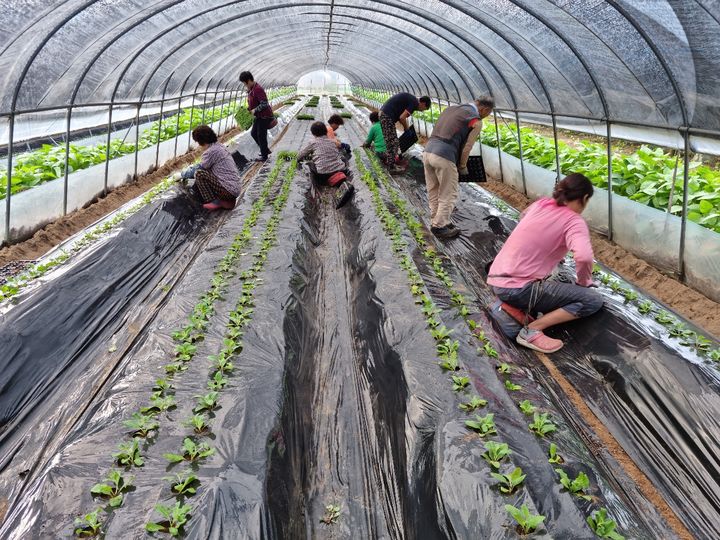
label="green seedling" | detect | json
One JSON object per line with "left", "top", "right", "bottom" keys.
{"left": 491, "top": 467, "right": 526, "bottom": 494}
{"left": 141, "top": 394, "right": 176, "bottom": 415}
{"left": 426, "top": 317, "right": 440, "bottom": 328}
{"left": 320, "top": 504, "right": 341, "bottom": 525}
{"left": 482, "top": 441, "right": 511, "bottom": 469}
{"left": 123, "top": 412, "right": 159, "bottom": 438}
{"left": 438, "top": 355, "right": 459, "bottom": 372}
{"left": 458, "top": 395, "right": 487, "bottom": 412}
{"left": 145, "top": 501, "right": 192, "bottom": 537}
{"left": 164, "top": 438, "right": 215, "bottom": 464}
{"left": 208, "top": 370, "right": 228, "bottom": 391}
{"left": 223, "top": 337, "right": 244, "bottom": 354}
{"left": 451, "top": 375, "right": 470, "bottom": 392}
{"left": 592, "top": 263, "right": 602, "bottom": 275}
{"left": 709, "top": 349, "right": 720, "bottom": 363}
{"left": 164, "top": 361, "right": 188, "bottom": 375}
{"left": 74, "top": 508, "right": 103, "bottom": 537}
{"left": 483, "top": 342, "right": 499, "bottom": 358}
{"left": 637, "top": 300, "right": 653, "bottom": 314}
{"left": 185, "top": 414, "right": 211, "bottom": 434}
{"left": 518, "top": 400, "right": 537, "bottom": 415}
{"left": 171, "top": 327, "right": 193, "bottom": 342}
{"left": 623, "top": 290, "right": 638, "bottom": 303}
{"left": 504, "top": 380, "right": 522, "bottom": 391}
{"left": 113, "top": 439, "right": 144, "bottom": 467}
{"left": 548, "top": 443, "right": 564, "bottom": 464}
{"left": 680, "top": 332, "right": 712, "bottom": 352}
{"left": 529, "top": 412, "right": 557, "bottom": 437}
{"left": 467, "top": 319, "right": 477, "bottom": 330}
{"left": 556, "top": 469, "right": 592, "bottom": 500}
{"left": 497, "top": 363, "right": 511, "bottom": 374}
{"left": 655, "top": 310, "right": 675, "bottom": 326}
{"left": 505, "top": 504, "right": 545, "bottom": 535}
{"left": 175, "top": 342, "right": 197, "bottom": 362}
{"left": 587, "top": 508, "right": 625, "bottom": 539}
{"left": 153, "top": 378, "right": 173, "bottom": 395}
{"left": 165, "top": 471, "right": 200, "bottom": 496}
{"left": 465, "top": 413, "right": 497, "bottom": 437}
{"left": 90, "top": 470, "right": 133, "bottom": 508}
{"left": 210, "top": 352, "right": 234, "bottom": 373}
{"left": 669, "top": 323, "right": 692, "bottom": 338}
{"left": 194, "top": 391, "right": 219, "bottom": 413}
{"left": 431, "top": 325, "right": 453, "bottom": 341}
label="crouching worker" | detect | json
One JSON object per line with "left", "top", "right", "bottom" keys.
{"left": 298, "top": 121, "right": 355, "bottom": 208}
{"left": 362, "top": 111, "right": 387, "bottom": 163}
{"left": 487, "top": 174, "right": 603, "bottom": 353}
{"left": 327, "top": 114, "right": 352, "bottom": 161}
{"left": 181, "top": 125, "right": 240, "bottom": 212}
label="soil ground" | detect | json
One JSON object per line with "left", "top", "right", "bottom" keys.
{"left": 0, "top": 123, "right": 249, "bottom": 267}
{"left": 481, "top": 179, "right": 720, "bottom": 337}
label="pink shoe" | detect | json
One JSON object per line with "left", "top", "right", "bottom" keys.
{"left": 219, "top": 199, "right": 236, "bottom": 210}
{"left": 516, "top": 328, "right": 563, "bottom": 353}
{"left": 203, "top": 200, "right": 222, "bottom": 211}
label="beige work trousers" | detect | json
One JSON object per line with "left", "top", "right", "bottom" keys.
{"left": 423, "top": 152, "right": 459, "bottom": 228}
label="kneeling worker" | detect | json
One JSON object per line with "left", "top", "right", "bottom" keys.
{"left": 297, "top": 121, "right": 355, "bottom": 208}
{"left": 487, "top": 174, "right": 604, "bottom": 353}
{"left": 181, "top": 125, "right": 240, "bottom": 212}
{"left": 423, "top": 96, "right": 493, "bottom": 239}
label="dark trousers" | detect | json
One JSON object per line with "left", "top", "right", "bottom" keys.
{"left": 492, "top": 280, "right": 603, "bottom": 319}
{"left": 194, "top": 169, "right": 237, "bottom": 203}
{"left": 251, "top": 117, "right": 270, "bottom": 158}
{"left": 379, "top": 112, "right": 400, "bottom": 166}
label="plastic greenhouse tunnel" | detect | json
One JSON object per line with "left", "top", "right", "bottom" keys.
{"left": 1, "top": 1, "right": 720, "bottom": 538}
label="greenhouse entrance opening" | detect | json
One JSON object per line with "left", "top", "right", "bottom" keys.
{"left": 297, "top": 70, "right": 351, "bottom": 95}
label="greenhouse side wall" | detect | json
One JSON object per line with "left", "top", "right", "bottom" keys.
{"left": 0, "top": 91, "right": 297, "bottom": 246}
{"left": 479, "top": 144, "right": 720, "bottom": 304}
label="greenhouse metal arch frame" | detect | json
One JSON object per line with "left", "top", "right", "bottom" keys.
{"left": 1, "top": 0, "right": 718, "bottom": 281}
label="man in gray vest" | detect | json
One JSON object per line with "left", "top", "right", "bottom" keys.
{"left": 423, "top": 96, "right": 494, "bottom": 239}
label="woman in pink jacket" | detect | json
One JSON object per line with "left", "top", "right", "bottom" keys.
{"left": 487, "top": 173, "right": 604, "bottom": 353}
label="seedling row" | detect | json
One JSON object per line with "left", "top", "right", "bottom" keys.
{"left": 357, "top": 150, "right": 626, "bottom": 538}
{"left": 73, "top": 153, "right": 297, "bottom": 537}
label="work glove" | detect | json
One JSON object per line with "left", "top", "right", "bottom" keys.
{"left": 459, "top": 166, "right": 469, "bottom": 176}
{"left": 181, "top": 163, "right": 200, "bottom": 180}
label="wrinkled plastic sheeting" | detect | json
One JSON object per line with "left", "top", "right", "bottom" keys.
{"left": 0, "top": 192, "right": 220, "bottom": 503}
{"left": 393, "top": 162, "right": 720, "bottom": 539}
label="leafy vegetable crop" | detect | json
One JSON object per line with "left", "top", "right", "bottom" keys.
{"left": 505, "top": 504, "right": 545, "bottom": 535}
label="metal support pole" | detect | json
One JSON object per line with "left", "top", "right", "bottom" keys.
{"left": 103, "top": 104, "right": 113, "bottom": 196}
{"left": 514, "top": 111, "right": 527, "bottom": 195}
{"left": 62, "top": 106, "right": 72, "bottom": 215}
{"left": 4, "top": 115, "right": 15, "bottom": 243}
{"left": 133, "top": 103, "right": 140, "bottom": 180}
{"left": 606, "top": 121, "right": 614, "bottom": 241}
{"left": 155, "top": 98, "right": 165, "bottom": 168}
{"left": 678, "top": 129, "right": 690, "bottom": 280}
{"left": 493, "top": 111, "right": 504, "bottom": 183}
{"left": 173, "top": 96, "right": 182, "bottom": 159}
{"left": 201, "top": 91, "right": 207, "bottom": 125}
{"left": 187, "top": 93, "right": 197, "bottom": 152}
{"left": 155, "top": 77, "right": 173, "bottom": 168}
{"left": 552, "top": 114, "right": 561, "bottom": 183}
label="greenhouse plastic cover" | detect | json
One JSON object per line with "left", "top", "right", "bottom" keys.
{"left": 1, "top": 1, "right": 720, "bottom": 133}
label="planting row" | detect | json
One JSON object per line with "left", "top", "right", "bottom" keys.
{"left": 479, "top": 123, "right": 720, "bottom": 234}
{"left": 0, "top": 103, "right": 239, "bottom": 201}
{"left": 357, "top": 150, "right": 627, "bottom": 538}
{"left": 73, "top": 153, "right": 298, "bottom": 537}
{"left": 351, "top": 88, "right": 719, "bottom": 235}
{"left": 0, "top": 175, "right": 178, "bottom": 305}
